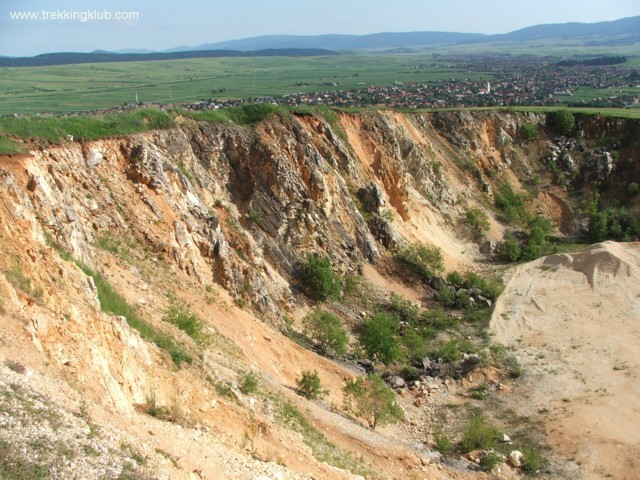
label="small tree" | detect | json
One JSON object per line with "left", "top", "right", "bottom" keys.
{"left": 343, "top": 374, "right": 403, "bottom": 429}
{"left": 296, "top": 370, "right": 326, "bottom": 399}
{"left": 300, "top": 254, "right": 342, "bottom": 301}
{"left": 303, "top": 309, "right": 348, "bottom": 357}
{"left": 547, "top": 110, "right": 575, "bottom": 136}
{"left": 465, "top": 207, "right": 490, "bottom": 237}
{"left": 359, "top": 312, "right": 402, "bottom": 365}
{"left": 520, "top": 122, "right": 539, "bottom": 141}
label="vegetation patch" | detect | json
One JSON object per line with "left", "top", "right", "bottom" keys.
{"left": 274, "top": 397, "right": 374, "bottom": 477}
{"left": 459, "top": 410, "right": 500, "bottom": 453}
{"left": 395, "top": 241, "right": 444, "bottom": 280}
{"left": 303, "top": 309, "right": 348, "bottom": 357}
{"left": 464, "top": 207, "right": 490, "bottom": 238}
{"left": 296, "top": 370, "right": 326, "bottom": 400}
{"left": 299, "top": 254, "right": 342, "bottom": 301}
{"left": 0, "top": 134, "right": 23, "bottom": 154}
{"left": 494, "top": 183, "right": 527, "bottom": 225}
{"left": 78, "top": 263, "right": 192, "bottom": 367}
{"left": 3, "top": 267, "right": 43, "bottom": 301}
{"left": 238, "top": 371, "right": 260, "bottom": 396}
{"left": 0, "top": 109, "right": 174, "bottom": 144}
{"left": 343, "top": 374, "right": 403, "bottom": 429}
{"left": 163, "top": 297, "right": 208, "bottom": 346}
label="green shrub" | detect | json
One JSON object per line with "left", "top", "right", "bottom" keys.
{"left": 247, "top": 210, "right": 263, "bottom": 222}
{"left": 520, "top": 123, "right": 539, "bottom": 141}
{"left": 436, "top": 285, "right": 456, "bottom": 307}
{"left": 359, "top": 312, "right": 402, "bottom": 365}
{"left": 433, "top": 428, "right": 453, "bottom": 455}
{"left": 239, "top": 371, "right": 259, "bottom": 395}
{"left": 501, "top": 234, "right": 522, "bottom": 262}
{"left": 296, "top": 370, "right": 326, "bottom": 400}
{"left": 396, "top": 242, "right": 444, "bottom": 280}
{"left": 446, "top": 270, "right": 464, "bottom": 287}
{"left": 400, "top": 329, "right": 428, "bottom": 361}
{"left": 465, "top": 207, "right": 490, "bottom": 236}
{"left": 300, "top": 254, "right": 342, "bottom": 301}
{"left": 521, "top": 445, "right": 548, "bottom": 474}
{"left": 587, "top": 205, "right": 640, "bottom": 242}
{"left": 421, "top": 308, "right": 458, "bottom": 330}
{"left": 461, "top": 271, "right": 503, "bottom": 300}
{"left": 163, "top": 298, "right": 207, "bottom": 346}
{"left": 494, "top": 183, "right": 527, "bottom": 225}
{"left": 504, "top": 355, "right": 524, "bottom": 379}
{"left": 480, "top": 451, "right": 503, "bottom": 472}
{"left": 627, "top": 182, "right": 640, "bottom": 196}
{"left": 343, "top": 374, "right": 403, "bottom": 429}
{"left": 225, "top": 103, "right": 283, "bottom": 125}
{"left": 303, "top": 309, "right": 348, "bottom": 357}
{"left": 547, "top": 110, "right": 575, "bottom": 136}
{"left": 431, "top": 339, "right": 471, "bottom": 362}
{"left": 459, "top": 413, "right": 499, "bottom": 453}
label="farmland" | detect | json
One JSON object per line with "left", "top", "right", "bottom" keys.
{"left": 0, "top": 54, "right": 484, "bottom": 114}
{"left": 0, "top": 52, "right": 638, "bottom": 116}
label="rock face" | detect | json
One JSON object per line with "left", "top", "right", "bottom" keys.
{"left": 2, "top": 109, "right": 637, "bottom": 480}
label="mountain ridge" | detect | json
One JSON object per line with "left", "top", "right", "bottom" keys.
{"left": 171, "top": 15, "right": 640, "bottom": 51}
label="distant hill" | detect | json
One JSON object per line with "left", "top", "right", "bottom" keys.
{"left": 484, "top": 15, "right": 640, "bottom": 43}
{"left": 2, "top": 16, "right": 639, "bottom": 67}
{"left": 169, "top": 16, "right": 640, "bottom": 52}
{"left": 167, "top": 32, "right": 487, "bottom": 52}
{"left": 0, "top": 49, "right": 336, "bottom": 67}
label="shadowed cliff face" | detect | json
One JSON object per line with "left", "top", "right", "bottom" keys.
{"left": 1, "top": 109, "right": 638, "bottom": 479}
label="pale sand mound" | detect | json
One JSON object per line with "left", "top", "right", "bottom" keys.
{"left": 491, "top": 242, "right": 640, "bottom": 479}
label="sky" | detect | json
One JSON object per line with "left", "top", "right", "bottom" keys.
{"left": 1, "top": 0, "right": 638, "bottom": 56}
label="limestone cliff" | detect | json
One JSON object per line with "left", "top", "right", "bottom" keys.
{"left": 0, "top": 109, "right": 636, "bottom": 479}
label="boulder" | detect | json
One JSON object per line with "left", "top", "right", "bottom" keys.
{"left": 357, "top": 184, "right": 387, "bottom": 212}
{"left": 357, "top": 359, "right": 374, "bottom": 374}
{"left": 508, "top": 450, "right": 524, "bottom": 468}
{"left": 431, "top": 276, "right": 446, "bottom": 291}
{"left": 480, "top": 240, "right": 498, "bottom": 255}
{"left": 387, "top": 376, "right": 406, "bottom": 389}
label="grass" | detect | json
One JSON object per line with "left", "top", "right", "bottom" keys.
{"left": 0, "top": 438, "right": 50, "bottom": 480}
{"left": 77, "top": 263, "right": 192, "bottom": 367}
{"left": 0, "top": 134, "right": 23, "bottom": 153}
{"left": 459, "top": 410, "right": 499, "bottom": 453}
{"left": 238, "top": 371, "right": 260, "bottom": 395}
{"left": 0, "top": 109, "right": 174, "bottom": 151}
{"left": 163, "top": 297, "right": 208, "bottom": 346}
{"left": 3, "top": 267, "right": 43, "bottom": 300}
{"left": 274, "top": 398, "right": 375, "bottom": 478}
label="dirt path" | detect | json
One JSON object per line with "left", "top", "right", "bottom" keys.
{"left": 491, "top": 242, "right": 640, "bottom": 479}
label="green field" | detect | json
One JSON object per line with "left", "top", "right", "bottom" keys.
{"left": 0, "top": 54, "right": 486, "bottom": 115}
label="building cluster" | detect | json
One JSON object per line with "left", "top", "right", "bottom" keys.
{"left": 183, "top": 56, "right": 640, "bottom": 111}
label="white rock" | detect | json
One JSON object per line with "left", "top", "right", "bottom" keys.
{"left": 508, "top": 450, "right": 524, "bottom": 468}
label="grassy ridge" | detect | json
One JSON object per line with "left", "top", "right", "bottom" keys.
{"left": 0, "top": 109, "right": 173, "bottom": 144}
{"left": 2, "top": 105, "right": 639, "bottom": 155}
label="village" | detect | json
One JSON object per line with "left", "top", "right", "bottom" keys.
{"left": 182, "top": 55, "right": 640, "bottom": 111}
